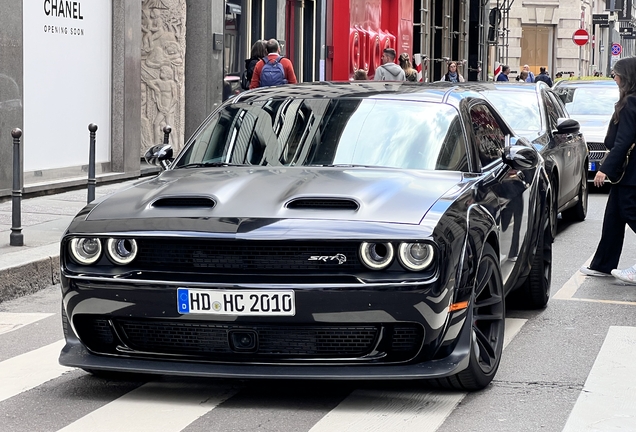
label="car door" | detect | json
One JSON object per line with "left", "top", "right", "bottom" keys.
{"left": 469, "top": 103, "right": 532, "bottom": 286}
{"left": 545, "top": 90, "right": 579, "bottom": 204}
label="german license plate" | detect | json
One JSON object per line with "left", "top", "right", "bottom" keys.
{"left": 177, "top": 288, "right": 295, "bottom": 316}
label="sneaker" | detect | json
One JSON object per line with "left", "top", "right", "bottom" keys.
{"left": 611, "top": 265, "right": 636, "bottom": 284}
{"left": 580, "top": 266, "right": 612, "bottom": 277}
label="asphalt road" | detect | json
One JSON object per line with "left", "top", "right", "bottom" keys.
{"left": 1, "top": 189, "right": 635, "bottom": 432}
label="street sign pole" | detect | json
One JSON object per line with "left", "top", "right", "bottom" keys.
{"left": 608, "top": 13, "right": 615, "bottom": 76}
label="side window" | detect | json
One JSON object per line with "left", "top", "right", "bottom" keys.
{"left": 544, "top": 91, "right": 560, "bottom": 129}
{"left": 470, "top": 105, "right": 506, "bottom": 168}
{"left": 548, "top": 92, "right": 567, "bottom": 118}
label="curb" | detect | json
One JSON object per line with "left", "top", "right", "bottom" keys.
{"left": 0, "top": 244, "right": 61, "bottom": 303}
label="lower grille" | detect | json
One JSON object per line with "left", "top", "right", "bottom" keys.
{"left": 74, "top": 316, "right": 423, "bottom": 362}
{"left": 119, "top": 320, "right": 378, "bottom": 357}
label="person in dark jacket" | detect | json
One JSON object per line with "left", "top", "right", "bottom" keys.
{"left": 243, "top": 40, "right": 267, "bottom": 89}
{"left": 580, "top": 57, "right": 636, "bottom": 284}
{"left": 496, "top": 65, "right": 510, "bottom": 81}
{"left": 534, "top": 67, "right": 553, "bottom": 87}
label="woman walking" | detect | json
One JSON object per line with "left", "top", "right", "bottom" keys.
{"left": 580, "top": 57, "right": 636, "bottom": 284}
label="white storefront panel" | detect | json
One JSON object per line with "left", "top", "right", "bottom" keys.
{"left": 23, "top": 0, "right": 111, "bottom": 172}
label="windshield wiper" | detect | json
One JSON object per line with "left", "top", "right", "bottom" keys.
{"left": 176, "top": 162, "right": 246, "bottom": 169}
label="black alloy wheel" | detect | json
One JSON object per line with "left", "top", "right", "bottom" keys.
{"left": 434, "top": 243, "right": 505, "bottom": 390}
{"left": 562, "top": 163, "right": 588, "bottom": 222}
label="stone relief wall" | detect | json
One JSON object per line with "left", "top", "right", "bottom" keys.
{"left": 141, "top": 0, "right": 186, "bottom": 154}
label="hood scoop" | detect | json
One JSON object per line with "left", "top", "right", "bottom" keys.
{"left": 152, "top": 197, "right": 216, "bottom": 208}
{"left": 286, "top": 198, "right": 359, "bottom": 211}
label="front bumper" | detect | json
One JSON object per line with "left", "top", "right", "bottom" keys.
{"left": 59, "top": 276, "right": 472, "bottom": 379}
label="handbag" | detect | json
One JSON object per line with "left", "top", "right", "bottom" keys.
{"left": 608, "top": 143, "right": 635, "bottom": 184}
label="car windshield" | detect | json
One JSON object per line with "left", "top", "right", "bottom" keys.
{"left": 173, "top": 98, "right": 469, "bottom": 171}
{"left": 480, "top": 90, "right": 542, "bottom": 133}
{"left": 556, "top": 86, "right": 619, "bottom": 116}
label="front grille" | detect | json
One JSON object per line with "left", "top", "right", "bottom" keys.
{"left": 74, "top": 316, "right": 424, "bottom": 362}
{"left": 587, "top": 142, "right": 608, "bottom": 162}
{"left": 589, "top": 151, "right": 608, "bottom": 161}
{"left": 134, "top": 240, "right": 361, "bottom": 273}
{"left": 587, "top": 142, "right": 607, "bottom": 151}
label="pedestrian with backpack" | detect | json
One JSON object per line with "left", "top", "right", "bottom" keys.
{"left": 241, "top": 40, "right": 267, "bottom": 91}
{"left": 249, "top": 39, "right": 297, "bottom": 89}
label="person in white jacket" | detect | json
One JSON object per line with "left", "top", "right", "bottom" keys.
{"left": 374, "top": 48, "right": 406, "bottom": 81}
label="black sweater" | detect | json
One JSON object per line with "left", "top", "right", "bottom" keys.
{"left": 602, "top": 94, "right": 636, "bottom": 185}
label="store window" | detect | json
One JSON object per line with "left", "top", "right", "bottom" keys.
{"left": 521, "top": 25, "right": 552, "bottom": 77}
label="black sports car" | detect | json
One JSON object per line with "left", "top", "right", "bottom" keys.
{"left": 59, "top": 82, "right": 552, "bottom": 390}
{"left": 477, "top": 82, "right": 588, "bottom": 239}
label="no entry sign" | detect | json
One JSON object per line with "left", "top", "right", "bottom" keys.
{"left": 572, "top": 29, "right": 589, "bottom": 46}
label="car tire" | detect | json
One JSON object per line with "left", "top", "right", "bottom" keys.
{"left": 431, "top": 244, "right": 505, "bottom": 391}
{"left": 561, "top": 164, "right": 588, "bottom": 222}
{"left": 518, "top": 204, "right": 552, "bottom": 309}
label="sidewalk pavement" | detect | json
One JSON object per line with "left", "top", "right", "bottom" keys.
{"left": 0, "top": 178, "right": 144, "bottom": 303}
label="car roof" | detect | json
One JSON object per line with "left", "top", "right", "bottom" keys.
{"left": 231, "top": 81, "right": 491, "bottom": 108}
{"left": 480, "top": 81, "right": 549, "bottom": 93}
{"left": 553, "top": 79, "right": 616, "bottom": 88}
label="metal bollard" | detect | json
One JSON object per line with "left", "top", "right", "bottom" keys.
{"left": 87, "top": 123, "right": 97, "bottom": 204}
{"left": 163, "top": 125, "right": 172, "bottom": 145}
{"left": 10, "top": 128, "right": 23, "bottom": 246}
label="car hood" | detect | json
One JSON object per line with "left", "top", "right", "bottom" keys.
{"left": 86, "top": 167, "right": 464, "bottom": 225}
{"left": 571, "top": 115, "right": 611, "bottom": 142}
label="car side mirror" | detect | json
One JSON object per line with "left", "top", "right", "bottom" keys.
{"left": 503, "top": 145, "right": 539, "bottom": 170}
{"left": 144, "top": 144, "right": 173, "bottom": 170}
{"left": 555, "top": 118, "right": 580, "bottom": 134}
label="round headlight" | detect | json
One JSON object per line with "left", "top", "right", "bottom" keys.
{"left": 69, "top": 238, "right": 102, "bottom": 265}
{"left": 106, "top": 238, "right": 138, "bottom": 265}
{"left": 359, "top": 242, "right": 394, "bottom": 270}
{"left": 398, "top": 242, "right": 435, "bottom": 271}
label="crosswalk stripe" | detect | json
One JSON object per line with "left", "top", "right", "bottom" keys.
{"left": 0, "top": 312, "right": 54, "bottom": 335}
{"left": 308, "top": 318, "right": 527, "bottom": 432}
{"left": 55, "top": 381, "right": 240, "bottom": 432}
{"left": 0, "top": 339, "right": 72, "bottom": 403}
{"left": 561, "top": 326, "right": 636, "bottom": 431}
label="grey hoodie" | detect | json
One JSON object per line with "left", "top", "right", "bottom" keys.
{"left": 373, "top": 63, "right": 406, "bottom": 81}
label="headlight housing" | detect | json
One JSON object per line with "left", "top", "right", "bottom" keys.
{"left": 398, "top": 242, "right": 435, "bottom": 271}
{"left": 106, "top": 238, "right": 138, "bottom": 265}
{"left": 359, "top": 242, "right": 394, "bottom": 270}
{"left": 69, "top": 238, "right": 102, "bottom": 265}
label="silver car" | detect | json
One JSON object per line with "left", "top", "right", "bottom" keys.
{"left": 553, "top": 80, "right": 618, "bottom": 182}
